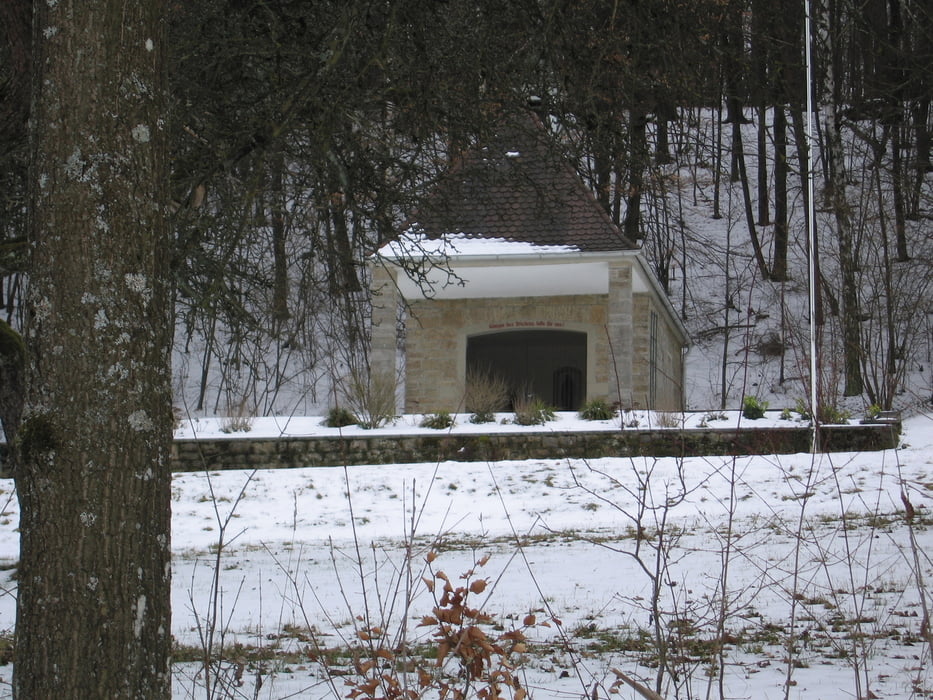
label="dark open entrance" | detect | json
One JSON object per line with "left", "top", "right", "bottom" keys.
{"left": 466, "top": 330, "right": 587, "bottom": 410}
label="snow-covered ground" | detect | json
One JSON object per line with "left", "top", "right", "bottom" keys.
{"left": 173, "top": 408, "right": 806, "bottom": 441}
{"left": 1, "top": 410, "right": 929, "bottom": 699}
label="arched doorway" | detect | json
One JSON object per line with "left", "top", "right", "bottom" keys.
{"left": 466, "top": 330, "right": 587, "bottom": 410}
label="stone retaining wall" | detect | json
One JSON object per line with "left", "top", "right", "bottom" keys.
{"left": 170, "top": 422, "right": 900, "bottom": 472}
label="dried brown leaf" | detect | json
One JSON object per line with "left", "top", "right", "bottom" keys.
{"left": 436, "top": 640, "right": 450, "bottom": 666}
{"left": 469, "top": 579, "right": 487, "bottom": 594}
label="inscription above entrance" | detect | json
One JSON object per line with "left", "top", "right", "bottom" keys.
{"left": 487, "top": 320, "right": 565, "bottom": 330}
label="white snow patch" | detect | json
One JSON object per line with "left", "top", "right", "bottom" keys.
{"left": 378, "top": 230, "right": 581, "bottom": 259}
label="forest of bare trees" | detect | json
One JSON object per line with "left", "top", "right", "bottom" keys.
{"left": 3, "top": 0, "right": 929, "bottom": 419}
{"left": 0, "top": 0, "right": 930, "bottom": 695}
{"left": 154, "top": 0, "right": 927, "bottom": 418}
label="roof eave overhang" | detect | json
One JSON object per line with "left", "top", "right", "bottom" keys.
{"left": 374, "top": 247, "right": 690, "bottom": 348}
{"left": 376, "top": 247, "right": 635, "bottom": 266}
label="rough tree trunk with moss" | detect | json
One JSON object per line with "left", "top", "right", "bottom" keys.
{"left": 13, "top": 0, "right": 173, "bottom": 697}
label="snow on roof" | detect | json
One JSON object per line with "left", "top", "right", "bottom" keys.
{"left": 377, "top": 230, "right": 582, "bottom": 260}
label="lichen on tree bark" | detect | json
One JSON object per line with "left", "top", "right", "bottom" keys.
{"left": 13, "top": 0, "right": 173, "bottom": 697}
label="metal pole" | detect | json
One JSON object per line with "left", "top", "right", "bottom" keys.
{"left": 804, "top": 0, "right": 820, "bottom": 452}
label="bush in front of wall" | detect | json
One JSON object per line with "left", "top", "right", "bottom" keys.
{"left": 339, "top": 367, "right": 398, "bottom": 429}
{"left": 220, "top": 396, "right": 254, "bottom": 433}
{"left": 323, "top": 406, "right": 356, "bottom": 428}
{"left": 818, "top": 404, "right": 852, "bottom": 425}
{"left": 420, "top": 412, "right": 455, "bottom": 430}
{"left": 793, "top": 398, "right": 812, "bottom": 421}
{"left": 513, "top": 397, "right": 556, "bottom": 426}
{"left": 742, "top": 395, "right": 768, "bottom": 420}
{"left": 578, "top": 398, "right": 618, "bottom": 421}
{"left": 464, "top": 369, "right": 509, "bottom": 424}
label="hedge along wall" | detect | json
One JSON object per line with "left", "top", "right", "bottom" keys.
{"left": 169, "top": 422, "right": 900, "bottom": 473}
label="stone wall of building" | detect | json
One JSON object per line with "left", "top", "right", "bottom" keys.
{"left": 404, "top": 293, "right": 613, "bottom": 413}
{"left": 372, "top": 256, "right": 685, "bottom": 414}
{"left": 632, "top": 294, "right": 685, "bottom": 411}
{"left": 605, "top": 259, "right": 634, "bottom": 406}
{"left": 369, "top": 264, "right": 400, "bottom": 402}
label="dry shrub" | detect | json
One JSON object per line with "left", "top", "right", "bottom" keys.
{"left": 655, "top": 411, "right": 682, "bottom": 428}
{"left": 220, "top": 396, "right": 254, "bottom": 433}
{"left": 343, "top": 554, "right": 538, "bottom": 700}
{"left": 340, "top": 367, "right": 398, "bottom": 429}
{"left": 512, "top": 395, "right": 555, "bottom": 426}
{"left": 464, "top": 368, "right": 509, "bottom": 423}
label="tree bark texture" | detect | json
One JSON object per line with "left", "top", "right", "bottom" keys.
{"left": 771, "top": 105, "right": 789, "bottom": 281}
{"left": 14, "top": 1, "right": 172, "bottom": 697}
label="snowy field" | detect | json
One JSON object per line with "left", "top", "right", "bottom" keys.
{"left": 1, "top": 410, "right": 930, "bottom": 699}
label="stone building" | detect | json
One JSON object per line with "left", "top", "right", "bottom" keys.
{"left": 370, "top": 114, "right": 688, "bottom": 413}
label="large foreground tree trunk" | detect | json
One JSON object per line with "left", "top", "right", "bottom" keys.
{"left": 14, "top": 1, "right": 173, "bottom": 697}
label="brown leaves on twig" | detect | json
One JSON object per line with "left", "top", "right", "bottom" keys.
{"left": 344, "top": 552, "right": 538, "bottom": 700}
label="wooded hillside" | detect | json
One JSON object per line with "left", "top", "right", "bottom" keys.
{"left": 2, "top": 0, "right": 930, "bottom": 418}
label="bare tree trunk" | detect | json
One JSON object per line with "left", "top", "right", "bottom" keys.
{"left": 655, "top": 103, "right": 674, "bottom": 165}
{"left": 593, "top": 139, "right": 614, "bottom": 217}
{"left": 756, "top": 105, "right": 770, "bottom": 225}
{"left": 623, "top": 108, "right": 647, "bottom": 241}
{"left": 884, "top": 0, "right": 910, "bottom": 261}
{"left": 270, "top": 149, "right": 290, "bottom": 325}
{"left": 889, "top": 122, "right": 910, "bottom": 261}
{"left": 825, "top": 0, "right": 865, "bottom": 396}
{"left": 732, "top": 122, "right": 771, "bottom": 280}
{"left": 789, "top": 105, "right": 824, "bottom": 325}
{"left": 713, "top": 103, "right": 723, "bottom": 219}
{"left": 910, "top": 97, "right": 931, "bottom": 215}
{"left": 771, "top": 104, "right": 789, "bottom": 281}
{"left": 825, "top": 109, "right": 865, "bottom": 396}
{"left": 14, "top": 0, "right": 173, "bottom": 697}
